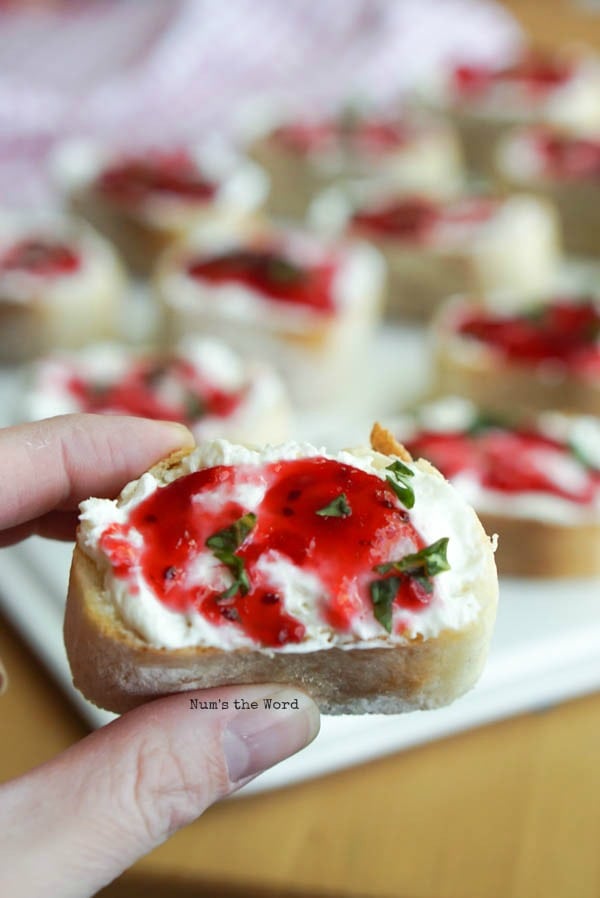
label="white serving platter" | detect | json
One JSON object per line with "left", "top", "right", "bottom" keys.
{"left": 1, "top": 322, "right": 599, "bottom": 796}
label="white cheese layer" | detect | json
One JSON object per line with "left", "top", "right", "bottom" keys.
{"left": 23, "top": 337, "right": 289, "bottom": 445}
{"left": 422, "top": 57, "right": 600, "bottom": 130}
{"left": 78, "top": 439, "right": 493, "bottom": 652}
{"left": 391, "top": 398, "right": 600, "bottom": 524}
{"left": 159, "top": 223, "right": 384, "bottom": 333}
{"left": 0, "top": 210, "right": 123, "bottom": 307}
{"left": 51, "top": 139, "right": 268, "bottom": 227}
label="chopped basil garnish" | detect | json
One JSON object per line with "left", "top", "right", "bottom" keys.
{"left": 369, "top": 538, "right": 451, "bottom": 632}
{"left": 467, "top": 411, "right": 508, "bottom": 436}
{"left": 316, "top": 493, "right": 352, "bottom": 518}
{"left": 183, "top": 392, "right": 207, "bottom": 420}
{"left": 587, "top": 319, "right": 600, "bottom": 341}
{"left": 385, "top": 459, "right": 415, "bottom": 509}
{"left": 570, "top": 439, "right": 600, "bottom": 472}
{"left": 339, "top": 103, "right": 361, "bottom": 141}
{"left": 143, "top": 364, "right": 168, "bottom": 388}
{"left": 369, "top": 576, "right": 401, "bottom": 634}
{"left": 205, "top": 513, "right": 257, "bottom": 600}
{"left": 266, "top": 257, "right": 305, "bottom": 285}
{"left": 206, "top": 513, "right": 256, "bottom": 553}
{"left": 521, "top": 304, "right": 547, "bottom": 322}
{"left": 374, "top": 537, "right": 450, "bottom": 579}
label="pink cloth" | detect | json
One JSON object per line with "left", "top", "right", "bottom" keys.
{"left": 0, "top": 0, "right": 521, "bottom": 204}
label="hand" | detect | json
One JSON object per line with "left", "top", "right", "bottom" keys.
{"left": 0, "top": 415, "right": 320, "bottom": 898}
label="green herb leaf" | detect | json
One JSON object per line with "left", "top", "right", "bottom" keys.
{"left": 218, "top": 557, "right": 251, "bottom": 600}
{"left": 467, "top": 411, "right": 508, "bottom": 436}
{"left": 315, "top": 493, "right": 352, "bottom": 518}
{"left": 386, "top": 460, "right": 415, "bottom": 480}
{"left": 385, "top": 459, "right": 415, "bottom": 509}
{"left": 369, "top": 538, "right": 450, "bottom": 630}
{"left": 585, "top": 318, "right": 600, "bottom": 342}
{"left": 266, "top": 257, "right": 305, "bottom": 285}
{"left": 569, "top": 438, "right": 600, "bottom": 472}
{"left": 374, "top": 537, "right": 451, "bottom": 580}
{"left": 206, "top": 513, "right": 257, "bottom": 554}
{"left": 521, "top": 304, "right": 547, "bottom": 322}
{"left": 369, "top": 576, "right": 401, "bottom": 634}
{"left": 339, "top": 103, "right": 361, "bottom": 143}
{"left": 143, "top": 363, "right": 168, "bottom": 388}
{"left": 206, "top": 513, "right": 257, "bottom": 600}
{"left": 183, "top": 392, "right": 207, "bottom": 421}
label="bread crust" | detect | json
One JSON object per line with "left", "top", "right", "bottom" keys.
{"left": 155, "top": 239, "right": 385, "bottom": 408}
{"left": 437, "top": 111, "right": 507, "bottom": 176}
{"left": 433, "top": 318, "right": 600, "bottom": 419}
{"left": 249, "top": 136, "right": 324, "bottom": 220}
{"left": 478, "top": 511, "right": 600, "bottom": 579}
{"left": 64, "top": 441, "right": 498, "bottom": 714}
{"left": 70, "top": 189, "right": 196, "bottom": 277}
{"left": 368, "top": 239, "right": 479, "bottom": 320}
{"left": 497, "top": 168, "right": 600, "bottom": 258}
{"left": 0, "top": 262, "right": 124, "bottom": 364}
{"left": 250, "top": 126, "right": 462, "bottom": 221}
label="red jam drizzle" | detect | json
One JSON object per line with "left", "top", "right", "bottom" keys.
{"left": 97, "top": 150, "right": 216, "bottom": 207}
{"left": 455, "top": 299, "right": 600, "bottom": 377}
{"left": 350, "top": 196, "right": 496, "bottom": 241}
{"left": 1, "top": 239, "right": 80, "bottom": 277}
{"left": 187, "top": 248, "right": 337, "bottom": 313}
{"left": 66, "top": 357, "right": 244, "bottom": 424}
{"left": 101, "top": 458, "right": 430, "bottom": 647}
{"left": 452, "top": 55, "right": 574, "bottom": 99}
{"left": 534, "top": 131, "right": 600, "bottom": 180}
{"left": 406, "top": 428, "right": 599, "bottom": 503}
{"left": 273, "top": 118, "right": 408, "bottom": 157}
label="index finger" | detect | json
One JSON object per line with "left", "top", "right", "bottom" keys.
{"left": 0, "top": 414, "right": 194, "bottom": 535}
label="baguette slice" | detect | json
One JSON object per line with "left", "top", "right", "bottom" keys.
{"left": 65, "top": 428, "right": 498, "bottom": 715}
{"left": 155, "top": 220, "right": 385, "bottom": 407}
{"left": 495, "top": 127, "right": 600, "bottom": 258}
{"left": 22, "top": 337, "right": 291, "bottom": 447}
{"left": 52, "top": 141, "right": 267, "bottom": 276}
{"left": 0, "top": 212, "right": 125, "bottom": 363}
{"left": 414, "top": 50, "right": 600, "bottom": 175}
{"left": 248, "top": 112, "right": 463, "bottom": 219}
{"left": 388, "top": 399, "right": 600, "bottom": 578}
{"left": 311, "top": 187, "right": 559, "bottom": 320}
{"left": 433, "top": 295, "right": 600, "bottom": 419}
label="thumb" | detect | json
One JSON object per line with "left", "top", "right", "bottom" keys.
{"left": 0, "top": 685, "right": 320, "bottom": 898}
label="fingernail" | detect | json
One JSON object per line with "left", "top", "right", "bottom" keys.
{"left": 222, "top": 689, "right": 320, "bottom": 783}
{"left": 0, "top": 657, "right": 7, "bottom": 695}
{"left": 163, "top": 422, "right": 195, "bottom": 447}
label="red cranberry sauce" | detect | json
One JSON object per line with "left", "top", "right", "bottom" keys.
{"left": 1, "top": 239, "right": 80, "bottom": 277}
{"left": 272, "top": 117, "right": 408, "bottom": 157}
{"left": 100, "top": 458, "right": 432, "bottom": 647}
{"left": 67, "top": 357, "right": 244, "bottom": 424}
{"left": 96, "top": 150, "right": 216, "bottom": 206}
{"left": 406, "top": 426, "right": 598, "bottom": 504}
{"left": 533, "top": 130, "right": 600, "bottom": 180}
{"left": 452, "top": 54, "right": 574, "bottom": 99}
{"left": 187, "top": 247, "right": 337, "bottom": 313}
{"left": 350, "top": 196, "right": 496, "bottom": 241}
{"left": 454, "top": 299, "right": 600, "bottom": 377}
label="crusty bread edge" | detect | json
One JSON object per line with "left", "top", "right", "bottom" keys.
{"left": 478, "top": 511, "right": 600, "bottom": 579}
{"left": 431, "top": 302, "right": 600, "bottom": 418}
{"left": 65, "top": 436, "right": 498, "bottom": 715}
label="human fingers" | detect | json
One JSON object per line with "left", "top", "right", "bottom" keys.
{"left": 0, "top": 684, "right": 320, "bottom": 898}
{"left": 0, "top": 414, "right": 194, "bottom": 536}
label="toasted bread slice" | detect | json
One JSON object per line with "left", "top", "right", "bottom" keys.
{"left": 64, "top": 429, "right": 498, "bottom": 714}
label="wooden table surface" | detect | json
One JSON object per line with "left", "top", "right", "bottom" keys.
{"left": 3, "top": 2, "right": 600, "bottom": 897}
{"left": 2, "top": 615, "right": 600, "bottom": 898}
